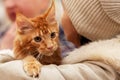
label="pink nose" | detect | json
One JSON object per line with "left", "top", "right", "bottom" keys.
{"left": 47, "top": 46, "right": 53, "bottom": 50}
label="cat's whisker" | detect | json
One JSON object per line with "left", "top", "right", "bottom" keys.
{"left": 38, "top": 55, "right": 40, "bottom": 61}
{"left": 32, "top": 51, "right": 38, "bottom": 56}
{"left": 40, "top": 54, "right": 43, "bottom": 60}
{"left": 30, "top": 49, "right": 39, "bottom": 56}
{"left": 36, "top": 53, "right": 41, "bottom": 61}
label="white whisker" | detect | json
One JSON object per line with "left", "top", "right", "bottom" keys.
{"left": 36, "top": 53, "right": 41, "bottom": 60}
{"left": 40, "top": 55, "right": 43, "bottom": 60}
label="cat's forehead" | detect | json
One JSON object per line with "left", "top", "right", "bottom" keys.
{"left": 32, "top": 16, "right": 57, "bottom": 27}
{"left": 32, "top": 17, "right": 48, "bottom": 28}
{"left": 31, "top": 16, "right": 58, "bottom": 35}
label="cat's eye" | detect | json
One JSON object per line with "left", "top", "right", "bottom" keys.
{"left": 51, "top": 32, "right": 56, "bottom": 38}
{"left": 34, "top": 36, "right": 42, "bottom": 42}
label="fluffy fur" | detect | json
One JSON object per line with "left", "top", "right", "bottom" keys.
{"left": 63, "top": 37, "right": 120, "bottom": 72}
{"left": 14, "top": 0, "right": 61, "bottom": 64}
{"left": 13, "top": 0, "right": 61, "bottom": 77}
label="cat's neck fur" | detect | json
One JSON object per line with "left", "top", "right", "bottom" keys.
{"left": 14, "top": 40, "right": 62, "bottom": 65}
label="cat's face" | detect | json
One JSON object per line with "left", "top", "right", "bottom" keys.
{"left": 16, "top": 0, "right": 59, "bottom": 56}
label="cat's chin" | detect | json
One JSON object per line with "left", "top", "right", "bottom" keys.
{"left": 39, "top": 50, "right": 56, "bottom": 56}
{"left": 37, "top": 51, "right": 54, "bottom": 56}
{"left": 43, "top": 52, "right": 54, "bottom": 56}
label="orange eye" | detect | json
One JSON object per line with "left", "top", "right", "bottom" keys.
{"left": 34, "top": 36, "right": 42, "bottom": 42}
{"left": 51, "top": 32, "right": 56, "bottom": 38}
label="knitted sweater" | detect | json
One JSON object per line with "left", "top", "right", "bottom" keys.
{"left": 63, "top": 0, "right": 120, "bottom": 41}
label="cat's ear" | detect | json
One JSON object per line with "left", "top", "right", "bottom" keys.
{"left": 44, "top": 0, "right": 56, "bottom": 24}
{"left": 16, "top": 13, "right": 33, "bottom": 33}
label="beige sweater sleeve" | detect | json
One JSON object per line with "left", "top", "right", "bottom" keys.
{"left": 0, "top": 50, "right": 117, "bottom": 80}
{"left": 63, "top": 0, "right": 120, "bottom": 41}
{"left": 0, "top": 60, "right": 117, "bottom": 80}
{"left": 40, "top": 61, "right": 117, "bottom": 80}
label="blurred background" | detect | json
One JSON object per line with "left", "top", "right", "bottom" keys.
{"left": 0, "top": 0, "right": 75, "bottom": 56}
{"left": 0, "top": 0, "right": 10, "bottom": 36}
{"left": 0, "top": 0, "right": 64, "bottom": 49}
{"left": 0, "top": 0, "right": 63, "bottom": 32}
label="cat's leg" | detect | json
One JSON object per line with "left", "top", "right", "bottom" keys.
{"left": 23, "top": 55, "right": 42, "bottom": 77}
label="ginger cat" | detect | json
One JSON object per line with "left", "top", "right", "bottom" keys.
{"left": 14, "top": 0, "right": 61, "bottom": 77}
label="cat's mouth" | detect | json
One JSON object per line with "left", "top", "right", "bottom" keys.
{"left": 40, "top": 51, "right": 54, "bottom": 56}
{"left": 33, "top": 50, "right": 54, "bottom": 57}
{"left": 37, "top": 47, "right": 57, "bottom": 56}
{"left": 44, "top": 52, "right": 54, "bottom": 56}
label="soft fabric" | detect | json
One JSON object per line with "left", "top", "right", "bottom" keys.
{"left": 1, "top": 37, "right": 120, "bottom": 80}
{"left": 63, "top": 0, "right": 120, "bottom": 41}
{"left": 56, "top": 0, "right": 76, "bottom": 57}
{"left": 59, "top": 25, "right": 76, "bottom": 57}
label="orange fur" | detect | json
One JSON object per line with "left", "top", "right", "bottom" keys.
{"left": 13, "top": 0, "right": 61, "bottom": 77}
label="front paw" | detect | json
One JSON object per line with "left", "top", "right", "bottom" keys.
{"left": 24, "top": 61, "right": 42, "bottom": 77}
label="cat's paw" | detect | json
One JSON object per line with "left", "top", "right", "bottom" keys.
{"left": 24, "top": 61, "right": 42, "bottom": 77}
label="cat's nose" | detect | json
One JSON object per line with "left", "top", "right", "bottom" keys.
{"left": 47, "top": 46, "right": 53, "bottom": 50}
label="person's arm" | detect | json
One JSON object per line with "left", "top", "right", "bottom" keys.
{"left": 0, "top": 38, "right": 120, "bottom": 80}
{"left": 40, "top": 61, "right": 117, "bottom": 80}
{"left": 61, "top": 12, "right": 80, "bottom": 47}
{"left": 0, "top": 49, "right": 118, "bottom": 80}
{"left": 0, "top": 60, "right": 117, "bottom": 80}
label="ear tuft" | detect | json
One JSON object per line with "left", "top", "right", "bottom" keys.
{"left": 16, "top": 13, "right": 33, "bottom": 34}
{"left": 44, "top": 0, "right": 56, "bottom": 24}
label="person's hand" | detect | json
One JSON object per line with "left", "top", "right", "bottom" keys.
{"left": 0, "top": 22, "right": 16, "bottom": 49}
